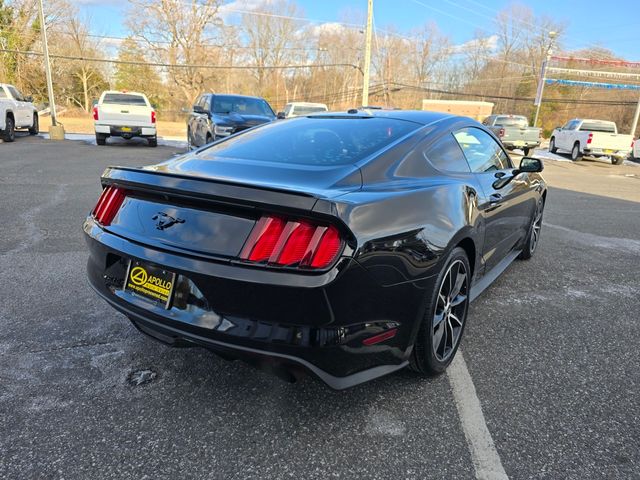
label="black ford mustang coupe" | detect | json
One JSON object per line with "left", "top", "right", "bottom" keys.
{"left": 84, "top": 110, "right": 546, "bottom": 389}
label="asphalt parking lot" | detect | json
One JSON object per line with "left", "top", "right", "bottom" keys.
{"left": 1, "top": 135, "right": 639, "bottom": 479}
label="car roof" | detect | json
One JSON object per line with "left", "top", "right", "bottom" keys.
{"left": 287, "top": 102, "right": 327, "bottom": 107}
{"left": 102, "top": 90, "right": 147, "bottom": 97}
{"left": 208, "top": 93, "right": 267, "bottom": 101}
{"left": 307, "top": 109, "right": 457, "bottom": 125}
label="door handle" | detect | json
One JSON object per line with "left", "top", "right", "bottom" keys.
{"left": 489, "top": 193, "right": 502, "bottom": 204}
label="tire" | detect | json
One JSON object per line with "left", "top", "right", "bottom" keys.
{"left": 518, "top": 198, "right": 545, "bottom": 260}
{"left": 611, "top": 156, "right": 624, "bottom": 165}
{"left": 187, "top": 128, "right": 192, "bottom": 150}
{"left": 147, "top": 135, "right": 157, "bottom": 147}
{"left": 3, "top": 115, "right": 15, "bottom": 142}
{"left": 523, "top": 147, "right": 531, "bottom": 156}
{"left": 571, "top": 142, "right": 582, "bottom": 161}
{"left": 549, "top": 137, "right": 557, "bottom": 153}
{"left": 410, "top": 247, "right": 470, "bottom": 376}
{"left": 29, "top": 114, "right": 39, "bottom": 135}
{"left": 205, "top": 133, "right": 213, "bottom": 145}
{"left": 96, "top": 133, "right": 107, "bottom": 146}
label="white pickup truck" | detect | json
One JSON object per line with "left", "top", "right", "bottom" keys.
{"left": 549, "top": 119, "right": 632, "bottom": 165}
{"left": 93, "top": 91, "right": 157, "bottom": 146}
{"left": 0, "top": 83, "right": 39, "bottom": 142}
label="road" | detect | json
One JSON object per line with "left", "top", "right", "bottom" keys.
{"left": 1, "top": 135, "right": 639, "bottom": 479}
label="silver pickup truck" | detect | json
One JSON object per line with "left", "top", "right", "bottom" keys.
{"left": 483, "top": 114, "right": 541, "bottom": 156}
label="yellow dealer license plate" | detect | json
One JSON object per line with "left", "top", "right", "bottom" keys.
{"left": 121, "top": 126, "right": 132, "bottom": 132}
{"left": 604, "top": 149, "right": 614, "bottom": 154}
{"left": 124, "top": 260, "right": 176, "bottom": 308}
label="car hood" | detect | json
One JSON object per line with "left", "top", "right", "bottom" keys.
{"left": 143, "top": 152, "right": 362, "bottom": 199}
{"left": 211, "top": 112, "right": 274, "bottom": 127}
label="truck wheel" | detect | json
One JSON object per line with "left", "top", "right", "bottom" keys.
{"left": 611, "top": 156, "right": 624, "bottom": 165}
{"left": 549, "top": 137, "right": 557, "bottom": 153}
{"left": 147, "top": 135, "right": 158, "bottom": 147}
{"left": 523, "top": 147, "right": 531, "bottom": 156}
{"left": 3, "top": 115, "right": 15, "bottom": 142}
{"left": 29, "top": 114, "right": 39, "bottom": 135}
{"left": 571, "top": 142, "right": 582, "bottom": 161}
{"left": 96, "top": 133, "right": 107, "bottom": 146}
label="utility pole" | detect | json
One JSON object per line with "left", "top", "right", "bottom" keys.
{"left": 533, "top": 31, "right": 557, "bottom": 128}
{"left": 361, "top": 0, "right": 373, "bottom": 108}
{"left": 630, "top": 97, "right": 640, "bottom": 137}
{"left": 37, "top": 0, "right": 64, "bottom": 139}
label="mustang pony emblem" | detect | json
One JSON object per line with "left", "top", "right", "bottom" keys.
{"left": 152, "top": 212, "right": 185, "bottom": 230}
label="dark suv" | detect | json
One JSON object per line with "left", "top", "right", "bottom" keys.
{"left": 187, "top": 93, "right": 276, "bottom": 148}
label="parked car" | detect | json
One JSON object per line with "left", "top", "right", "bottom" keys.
{"left": 0, "top": 83, "right": 39, "bottom": 142}
{"left": 187, "top": 93, "right": 275, "bottom": 148}
{"left": 277, "top": 102, "right": 328, "bottom": 119}
{"left": 549, "top": 119, "right": 632, "bottom": 164}
{"left": 482, "top": 114, "right": 541, "bottom": 156}
{"left": 84, "top": 110, "right": 546, "bottom": 389}
{"left": 93, "top": 91, "right": 157, "bottom": 147}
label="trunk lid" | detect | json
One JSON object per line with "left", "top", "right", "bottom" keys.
{"left": 98, "top": 103, "right": 153, "bottom": 126}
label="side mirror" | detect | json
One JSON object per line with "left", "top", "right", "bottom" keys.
{"left": 518, "top": 157, "right": 544, "bottom": 173}
{"left": 277, "top": 111, "right": 286, "bottom": 119}
{"left": 193, "top": 105, "right": 205, "bottom": 114}
{"left": 24, "top": 95, "right": 34, "bottom": 102}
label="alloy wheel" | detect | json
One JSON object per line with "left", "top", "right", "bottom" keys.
{"left": 530, "top": 204, "right": 543, "bottom": 254}
{"left": 432, "top": 259, "right": 468, "bottom": 362}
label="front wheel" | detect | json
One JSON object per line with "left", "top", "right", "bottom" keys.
{"left": 549, "top": 137, "right": 557, "bottom": 153}
{"left": 518, "top": 198, "right": 545, "bottom": 260}
{"left": 3, "top": 115, "right": 15, "bottom": 142}
{"left": 29, "top": 114, "right": 39, "bottom": 135}
{"left": 410, "top": 247, "right": 470, "bottom": 376}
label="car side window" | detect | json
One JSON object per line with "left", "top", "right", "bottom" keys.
{"left": 8, "top": 86, "right": 23, "bottom": 101}
{"left": 423, "top": 133, "right": 471, "bottom": 173}
{"left": 0, "top": 87, "right": 6, "bottom": 99}
{"left": 453, "top": 127, "right": 512, "bottom": 173}
{"left": 204, "top": 95, "right": 212, "bottom": 112}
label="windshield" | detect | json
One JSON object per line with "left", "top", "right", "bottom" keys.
{"left": 291, "top": 106, "right": 328, "bottom": 116}
{"left": 213, "top": 96, "right": 275, "bottom": 117}
{"left": 580, "top": 122, "right": 616, "bottom": 133}
{"left": 202, "top": 117, "right": 421, "bottom": 165}
{"left": 494, "top": 116, "right": 528, "bottom": 128}
{"left": 102, "top": 93, "right": 148, "bottom": 106}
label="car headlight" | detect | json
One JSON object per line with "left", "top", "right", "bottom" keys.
{"left": 214, "top": 125, "right": 234, "bottom": 137}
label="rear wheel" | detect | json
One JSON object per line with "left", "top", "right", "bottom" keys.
{"left": 206, "top": 133, "right": 213, "bottom": 145}
{"left": 523, "top": 147, "right": 531, "bottom": 156}
{"left": 518, "top": 198, "right": 544, "bottom": 260}
{"left": 410, "top": 247, "right": 470, "bottom": 376}
{"left": 611, "top": 156, "right": 624, "bottom": 165}
{"left": 571, "top": 142, "right": 582, "bottom": 161}
{"left": 3, "top": 115, "right": 15, "bottom": 142}
{"left": 147, "top": 135, "right": 158, "bottom": 147}
{"left": 96, "top": 133, "right": 107, "bottom": 145}
{"left": 29, "top": 114, "right": 39, "bottom": 135}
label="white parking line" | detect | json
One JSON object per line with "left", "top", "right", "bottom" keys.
{"left": 448, "top": 352, "right": 509, "bottom": 480}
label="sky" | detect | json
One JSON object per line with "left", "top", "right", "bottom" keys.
{"left": 71, "top": 0, "right": 639, "bottom": 60}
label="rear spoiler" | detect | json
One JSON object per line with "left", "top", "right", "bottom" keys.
{"left": 101, "top": 166, "right": 319, "bottom": 212}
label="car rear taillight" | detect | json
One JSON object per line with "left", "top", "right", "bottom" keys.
{"left": 151, "top": 111, "right": 156, "bottom": 124}
{"left": 92, "top": 106, "right": 99, "bottom": 121}
{"left": 498, "top": 128, "right": 505, "bottom": 138}
{"left": 240, "top": 215, "right": 344, "bottom": 269}
{"left": 91, "top": 186, "right": 126, "bottom": 226}
{"left": 587, "top": 133, "right": 593, "bottom": 145}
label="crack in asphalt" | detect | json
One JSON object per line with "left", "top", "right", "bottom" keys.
{"left": 1, "top": 339, "right": 123, "bottom": 356}
{"left": 545, "top": 222, "right": 640, "bottom": 255}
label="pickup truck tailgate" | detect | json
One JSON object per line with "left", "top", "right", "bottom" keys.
{"left": 98, "top": 104, "right": 152, "bottom": 126}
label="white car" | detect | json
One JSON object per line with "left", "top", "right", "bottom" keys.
{"left": 549, "top": 119, "right": 632, "bottom": 165}
{"left": 631, "top": 139, "right": 639, "bottom": 160}
{"left": 93, "top": 91, "right": 157, "bottom": 146}
{"left": 278, "top": 102, "right": 328, "bottom": 119}
{"left": 0, "top": 83, "right": 39, "bottom": 142}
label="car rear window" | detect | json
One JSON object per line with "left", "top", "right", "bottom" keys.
{"left": 213, "top": 96, "right": 274, "bottom": 117}
{"left": 291, "top": 106, "right": 328, "bottom": 116}
{"left": 0, "top": 88, "right": 6, "bottom": 99}
{"left": 494, "top": 116, "right": 528, "bottom": 128}
{"left": 579, "top": 122, "right": 616, "bottom": 133}
{"left": 202, "top": 117, "right": 422, "bottom": 165}
{"left": 102, "top": 94, "right": 148, "bottom": 106}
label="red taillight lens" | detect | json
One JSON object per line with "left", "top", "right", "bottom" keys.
{"left": 240, "top": 215, "right": 344, "bottom": 269}
{"left": 91, "top": 186, "right": 126, "bottom": 226}
{"left": 92, "top": 106, "right": 99, "bottom": 121}
{"left": 151, "top": 111, "right": 156, "bottom": 124}
{"left": 498, "top": 128, "right": 505, "bottom": 137}
{"left": 587, "top": 133, "right": 593, "bottom": 145}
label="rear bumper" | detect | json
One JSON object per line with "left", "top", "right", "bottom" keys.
{"left": 583, "top": 148, "right": 630, "bottom": 159}
{"left": 95, "top": 124, "right": 156, "bottom": 137}
{"left": 502, "top": 140, "right": 540, "bottom": 149}
{"left": 84, "top": 217, "right": 433, "bottom": 388}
